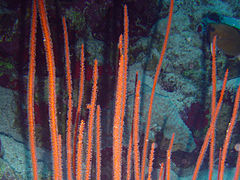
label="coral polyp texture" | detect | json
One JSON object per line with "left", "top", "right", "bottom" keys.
{"left": 0, "top": 0, "right": 240, "bottom": 180}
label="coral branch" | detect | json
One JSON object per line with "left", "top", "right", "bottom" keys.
{"left": 166, "top": 133, "right": 174, "bottom": 180}
{"left": 73, "top": 43, "right": 85, "bottom": 176}
{"left": 219, "top": 84, "right": 240, "bottom": 180}
{"left": 113, "top": 34, "right": 124, "bottom": 180}
{"left": 209, "top": 35, "right": 217, "bottom": 180}
{"left": 96, "top": 105, "right": 101, "bottom": 180}
{"left": 133, "top": 80, "right": 141, "bottom": 180}
{"left": 76, "top": 120, "right": 85, "bottom": 180}
{"left": 217, "top": 148, "right": 222, "bottom": 180}
{"left": 37, "top": 0, "right": 59, "bottom": 178}
{"left": 126, "top": 72, "right": 138, "bottom": 180}
{"left": 57, "top": 134, "right": 63, "bottom": 180}
{"left": 119, "top": 5, "right": 129, "bottom": 172}
{"left": 192, "top": 36, "right": 228, "bottom": 180}
{"left": 85, "top": 60, "right": 98, "bottom": 180}
{"left": 234, "top": 150, "right": 240, "bottom": 180}
{"left": 192, "top": 68, "right": 228, "bottom": 180}
{"left": 62, "top": 16, "right": 73, "bottom": 180}
{"left": 126, "top": 124, "right": 133, "bottom": 180}
{"left": 158, "top": 163, "right": 164, "bottom": 180}
{"left": 147, "top": 143, "right": 155, "bottom": 180}
{"left": 27, "top": 0, "right": 38, "bottom": 179}
{"left": 141, "top": 0, "right": 174, "bottom": 178}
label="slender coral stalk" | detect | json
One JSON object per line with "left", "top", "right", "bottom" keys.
{"left": 76, "top": 120, "right": 85, "bottom": 180}
{"left": 147, "top": 143, "right": 155, "bottom": 180}
{"left": 73, "top": 43, "right": 85, "bottom": 176}
{"left": 166, "top": 133, "right": 174, "bottom": 180}
{"left": 133, "top": 80, "right": 141, "bottom": 180}
{"left": 85, "top": 60, "right": 98, "bottom": 180}
{"left": 158, "top": 163, "right": 164, "bottom": 180}
{"left": 234, "top": 149, "right": 240, "bottom": 180}
{"left": 37, "top": 0, "right": 59, "bottom": 178}
{"left": 62, "top": 16, "right": 73, "bottom": 180}
{"left": 126, "top": 122, "right": 133, "bottom": 180}
{"left": 141, "top": 0, "right": 174, "bottom": 178}
{"left": 96, "top": 105, "right": 102, "bottom": 180}
{"left": 113, "top": 34, "right": 124, "bottom": 180}
{"left": 209, "top": 35, "right": 217, "bottom": 180}
{"left": 219, "top": 84, "right": 240, "bottom": 180}
{"left": 27, "top": 0, "right": 38, "bottom": 179}
{"left": 126, "top": 72, "right": 138, "bottom": 180}
{"left": 119, "top": 5, "right": 129, "bottom": 174}
{"left": 57, "top": 134, "right": 63, "bottom": 180}
{"left": 217, "top": 148, "right": 222, "bottom": 180}
{"left": 192, "top": 69, "right": 228, "bottom": 180}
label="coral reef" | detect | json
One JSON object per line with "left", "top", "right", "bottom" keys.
{"left": 0, "top": 0, "right": 240, "bottom": 179}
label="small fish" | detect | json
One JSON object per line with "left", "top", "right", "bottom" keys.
{"left": 208, "top": 23, "right": 240, "bottom": 58}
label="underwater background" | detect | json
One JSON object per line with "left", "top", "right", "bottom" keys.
{"left": 0, "top": 0, "right": 240, "bottom": 179}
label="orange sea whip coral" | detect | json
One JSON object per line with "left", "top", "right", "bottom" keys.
{"left": 133, "top": 80, "right": 141, "bottom": 180}
{"left": 113, "top": 33, "right": 125, "bottom": 180}
{"left": 57, "top": 134, "right": 63, "bottom": 179}
{"left": 219, "top": 84, "right": 240, "bottom": 180}
{"left": 62, "top": 16, "right": 73, "bottom": 180}
{"left": 72, "top": 43, "right": 85, "bottom": 176}
{"left": 166, "top": 133, "right": 174, "bottom": 180}
{"left": 119, "top": 5, "right": 129, "bottom": 172}
{"left": 192, "top": 70, "right": 228, "bottom": 180}
{"left": 76, "top": 120, "right": 85, "bottom": 180}
{"left": 141, "top": 0, "right": 174, "bottom": 179}
{"left": 96, "top": 105, "right": 102, "bottom": 180}
{"left": 192, "top": 37, "right": 229, "bottom": 180}
{"left": 85, "top": 60, "right": 98, "bottom": 180}
{"left": 37, "top": 0, "right": 60, "bottom": 178}
{"left": 234, "top": 148, "right": 240, "bottom": 179}
{"left": 27, "top": 0, "right": 38, "bottom": 179}
{"left": 112, "top": 6, "right": 129, "bottom": 179}
{"left": 209, "top": 35, "right": 217, "bottom": 180}
{"left": 126, "top": 72, "right": 138, "bottom": 180}
{"left": 217, "top": 148, "right": 222, "bottom": 180}
{"left": 126, "top": 119, "right": 133, "bottom": 180}
{"left": 158, "top": 163, "right": 164, "bottom": 180}
{"left": 147, "top": 143, "right": 155, "bottom": 180}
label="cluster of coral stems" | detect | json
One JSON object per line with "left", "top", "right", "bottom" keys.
{"left": 26, "top": 0, "right": 240, "bottom": 179}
